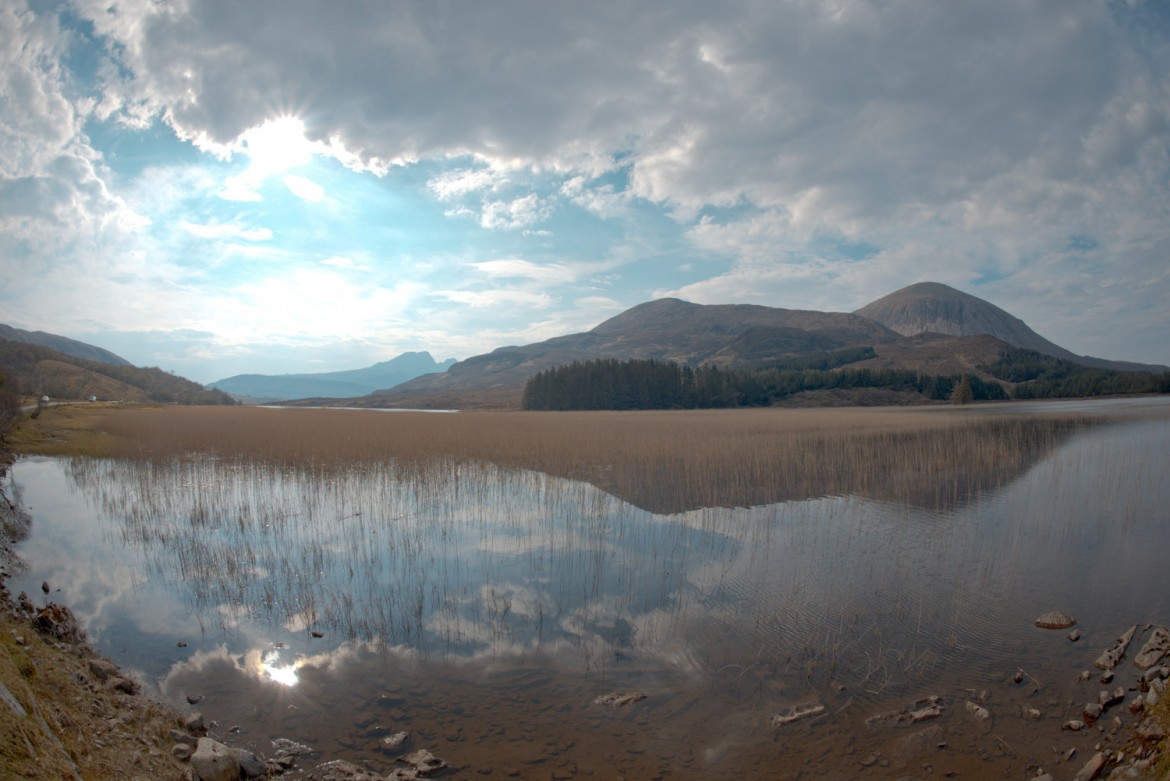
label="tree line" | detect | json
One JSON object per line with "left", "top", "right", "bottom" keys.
{"left": 522, "top": 355, "right": 1007, "bottom": 410}
{"left": 978, "top": 348, "right": 1170, "bottom": 399}
{"left": 522, "top": 346, "right": 1170, "bottom": 411}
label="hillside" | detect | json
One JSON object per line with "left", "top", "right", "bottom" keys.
{"left": 855, "top": 282, "right": 1166, "bottom": 373}
{"left": 0, "top": 323, "right": 130, "bottom": 366}
{"left": 365, "top": 299, "right": 901, "bottom": 408}
{"left": 209, "top": 351, "right": 455, "bottom": 402}
{"left": 0, "top": 341, "right": 234, "bottom": 405}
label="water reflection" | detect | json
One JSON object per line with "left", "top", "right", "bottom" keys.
{"left": 6, "top": 402, "right": 1170, "bottom": 778}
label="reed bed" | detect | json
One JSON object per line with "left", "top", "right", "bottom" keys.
{"left": 94, "top": 405, "right": 1097, "bottom": 512}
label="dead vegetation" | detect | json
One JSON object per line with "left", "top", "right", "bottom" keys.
{"left": 87, "top": 404, "right": 1098, "bottom": 513}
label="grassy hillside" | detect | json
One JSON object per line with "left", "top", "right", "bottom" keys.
{"left": 0, "top": 341, "right": 235, "bottom": 405}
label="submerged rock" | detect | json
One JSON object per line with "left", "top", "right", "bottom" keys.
{"left": 593, "top": 691, "right": 647, "bottom": 707}
{"left": 964, "top": 701, "right": 990, "bottom": 721}
{"left": 399, "top": 748, "right": 449, "bottom": 776}
{"left": 1070, "top": 751, "right": 1108, "bottom": 781}
{"left": 272, "top": 738, "right": 315, "bottom": 758}
{"left": 771, "top": 702, "right": 826, "bottom": 727}
{"left": 865, "top": 696, "right": 945, "bottom": 727}
{"left": 380, "top": 731, "right": 410, "bottom": 749}
{"left": 1095, "top": 625, "right": 1138, "bottom": 671}
{"left": 1035, "top": 611, "right": 1077, "bottom": 630}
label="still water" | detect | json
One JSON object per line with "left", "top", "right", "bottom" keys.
{"left": 7, "top": 400, "right": 1170, "bottom": 779}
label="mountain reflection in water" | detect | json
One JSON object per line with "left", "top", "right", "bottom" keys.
{"left": 7, "top": 399, "right": 1170, "bottom": 779}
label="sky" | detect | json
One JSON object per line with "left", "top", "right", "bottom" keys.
{"left": 1, "top": 0, "right": 1169, "bottom": 384}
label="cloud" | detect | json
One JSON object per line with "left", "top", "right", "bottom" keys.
{"left": 283, "top": 174, "right": 325, "bottom": 202}
{"left": 435, "top": 289, "right": 552, "bottom": 309}
{"left": 427, "top": 168, "right": 502, "bottom": 200}
{"left": 480, "top": 194, "right": 554, "bottom": 230}
{"left": 471, "top": 259, "right": 575, "bottom": 284}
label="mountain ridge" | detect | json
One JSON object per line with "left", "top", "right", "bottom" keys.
{"left": 854, "top": 282, "right": 1163, "bottom": 373}
{"left": 362, "top": 282, "right": 1166, "bottom": 408}
{"left": 0, "top": 324, "right": 130, "bottom": 366}
{"left": 208, "top": 352, "right": 456, "bottom": 401}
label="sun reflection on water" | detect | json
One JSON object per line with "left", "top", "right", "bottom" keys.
{"left": 260, "top": 649, "right": 300, "bottom": 687}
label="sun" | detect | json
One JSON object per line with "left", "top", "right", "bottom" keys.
{"left": 239, "top": 117, "right": 314, "bottom": 177}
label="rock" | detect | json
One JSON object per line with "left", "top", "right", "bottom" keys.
{"left": 87, "top": 658, "right": 118, "bottom": 681}
{"left": 593, "top": 692, "right": 646, "bottom": 707}
{"left": 272, "top": 738, "right": 314, "bottom": 758}
{"left": 1079, "top": 670, "right": 1093, "bottom": 682}
{"left": 191, "top": 737, "right": 241, "bottom": 781}
{"left": 1147, "top": 688, "right": 1159, "bottom": 706}
{"left": 1095, "top": 625, "right": 1138, "bottom": 671}
{"left": 964, "top": 701, "right": 990, "bottom": 721}
{"left": 771, "top": 702, "right": 826, "bottom": 727}
{"left": 399, "top": 748, "right": 449, "bottom": 776}
{"left": 172, "top": 743, "right": 193, "bottom": 760}
{"left": 313, "top": 759, "right": 388, "bottom": 780}
{"left": 1035, "top": 611, "right": 1077, "bottom": 630}
{"left": 311, "top": 630, "right": 325, "bottom": 638}
{"left": 170, "top": 729, "right": 197, "bottom": 744}
{"left": 1068, "top": 629, "right": 1082, "bottom": 642}
{"left": 1128, "top": 695, "right": 1145, "bottom": 714}
{"left": 185, "top": 712, "right": 207, "bottom": 735}
{"left": 186, "top": 694, "right": 203, "bottom": 705}
{"left": 111, "top": 676, "right": 138, "bottom": 694}
{"left": 1070, "top": 751, "right": 1108, "bottom": 781}
{"left": 1083, "top": 703, "right": 1103, "bottom": 721}
{"left": 31, "top": 603, "right": 84, "bottom": 642}
{"left": 1138, "top": 717, "right": 1166, "bottom": 741}
{"left": 1024, "top": 707, "right": 1042, "bottom": 720}
{"left": 1100, "top": 671, "right": 1114, "bottom": 684}
{"left": 1099, "top": 688, "right": 1124, "bottom": 709}
{"left": 380, "top": 731, "right": 410, "bottom": 749}
{"left": 1063, "top": 719, "right": 1087, "bottom": 732}
{"left": 229, "top": 746, "right": 266, "bottom": 778}
{"left": 1134, "top": 626, "right": 1170, "bottom": 670}
{"left": 865, "top": 696, "right": 946, "bottom": 726}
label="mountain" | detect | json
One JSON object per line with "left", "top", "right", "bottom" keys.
{"left": 0, "top": 340, "right": 234, "bottom": 405}
{"left": 854, "top": 282, "right": 1165, "bottom": 373}
{"left": 208, "top": 352, "right": 456, "bottom": 401}
{"left": 0, "top": 324, "right": 130, "bottom": 366}
{"left": 366, "top": 299, "right": 901, "bottom": 408}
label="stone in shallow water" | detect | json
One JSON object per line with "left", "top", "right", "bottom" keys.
{"left": 770, "top": 702, "right": 826, "bottom": 727}
{"left": 593, "top": 692, "right": 647, "bottom": 707}
{"left": 1034, "top": 611, "right": 1077, "bottom": 630}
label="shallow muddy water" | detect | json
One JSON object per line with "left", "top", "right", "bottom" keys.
{"left": 7, "top": 398, "right": 1170, "bottom": 779}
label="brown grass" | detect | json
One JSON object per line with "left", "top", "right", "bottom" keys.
{"left": 3, "top": 402, "right": 131, "bottom": 458}
{"left": 78, "top": 404, "right": 1104, "bottom": 513}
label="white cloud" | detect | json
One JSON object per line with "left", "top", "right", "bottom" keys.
{"left": 283, "top": 174, "right": 325, "bottom": 202}
{"left": 480, "top": 194, "right": 554, "bottom": 231}
{"left": 427, "top": 168, "right": 502, "bottom": 200}
{"left": 471, "top": 259, "right": 574, "bottom": 284}
{"left": 435, "top": 290, "right": 552, "bottom": 309}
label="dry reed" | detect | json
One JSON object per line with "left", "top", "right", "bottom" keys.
{"left": 91, "top": 405, "right": 1101, "bottom": 513}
